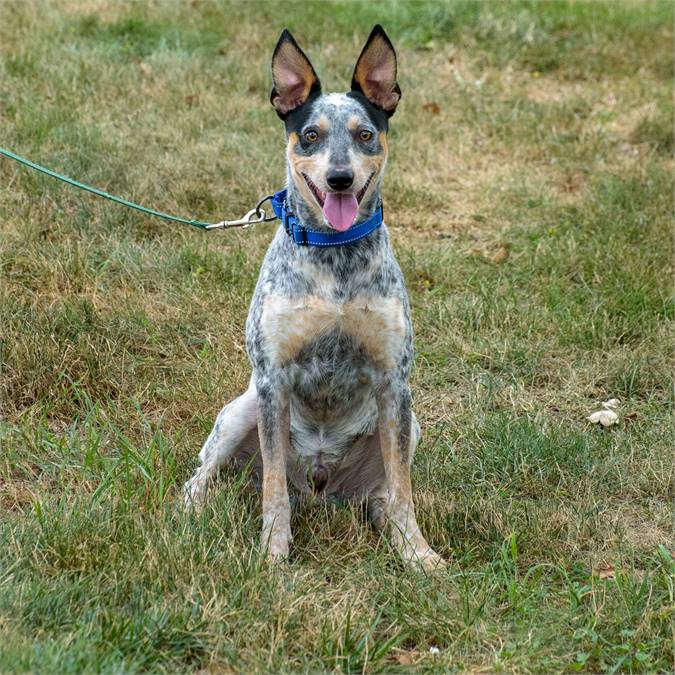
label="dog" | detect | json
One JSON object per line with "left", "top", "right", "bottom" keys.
{"left": 184, "top": 25, "right": 444, "bottom": 571}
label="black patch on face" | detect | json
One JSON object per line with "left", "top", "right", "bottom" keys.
{"left": 282, "top": 90, "right": 325, "bottom": 155}
{"left": 346, "top": 91, "right": 389, "bottom": 133}
{"left": 283, "top": 90, "right": 321, "bottom": 138}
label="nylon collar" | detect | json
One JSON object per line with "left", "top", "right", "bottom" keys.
{"left": 271, "top": 189, "right": 382, "bottom": 247}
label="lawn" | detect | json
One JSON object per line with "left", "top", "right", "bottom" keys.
{"left": 0, "top": 1, "right": 673, "bottom": 672}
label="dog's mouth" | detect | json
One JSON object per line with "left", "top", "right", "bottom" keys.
{"left": 355, "top": 173, "right": 374, "bottom": 203}
{"left": 302, "top": 172, "right": 374, "bottom": 232}
{"left": 303, "top": 173, "right": 326, "bottom": 208}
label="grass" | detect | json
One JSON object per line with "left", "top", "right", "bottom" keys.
{"left": 0, "top": 0, "right": 673, "bottom": 672}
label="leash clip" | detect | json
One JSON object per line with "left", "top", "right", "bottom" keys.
{"left": 205, "top": 194, "right": 277, "bottom": 230}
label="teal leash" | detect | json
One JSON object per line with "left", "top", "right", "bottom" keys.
{"left": 0, "top": 146, "right": 276, "bottom": 230}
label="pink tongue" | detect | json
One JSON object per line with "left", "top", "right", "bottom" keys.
{"left": 323, "top": 192, "right": 358, "bottom": 232}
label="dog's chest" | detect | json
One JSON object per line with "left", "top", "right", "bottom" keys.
{"left": 260, "top": 292, "right": 406, "bottom": 371}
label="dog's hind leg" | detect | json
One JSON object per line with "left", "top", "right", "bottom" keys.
{"left": 183, "top": 379, "right": 259, "bottom": 511}
{"left": 366, "top": 413, "right": 421, "bottom": 531}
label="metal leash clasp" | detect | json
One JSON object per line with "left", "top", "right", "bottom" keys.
{"left": 204, "top": 194, "right": 276, "bottom": 230}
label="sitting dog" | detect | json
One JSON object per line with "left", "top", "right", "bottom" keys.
{"left": 184, "top": 25, "right": 444, "bottom": 571}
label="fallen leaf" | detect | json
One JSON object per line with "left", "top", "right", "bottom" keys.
{"left": 492, "top": 246, "right": 509, "bottom": 263}
{"left": 392, "top": 649, "right": 423, "bottom": 665}
{"left": 593, "top": 564, "right": 615, "bottom": 580}
{"left": 422, "top": 101, "right": 440, "bottom": 114}
{"left": 587, "top": 409, "right": 618, "bottom": 427}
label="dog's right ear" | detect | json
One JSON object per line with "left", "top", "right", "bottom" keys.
{"left": 270, "top": 29, "right": 321, "bottom": 118}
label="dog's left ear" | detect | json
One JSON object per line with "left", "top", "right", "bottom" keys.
{"left": 351, "top": 25, "right": 401, "bottom": 116}
{"left": 271, "top": 29, "right": 321, "bottom": 118}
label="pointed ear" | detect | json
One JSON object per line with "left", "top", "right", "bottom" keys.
{"left": 270, "top": 29, "right": 321, "bottom": 117}
{"left": 351, "top": 25, "right": 401, "bottom": 116}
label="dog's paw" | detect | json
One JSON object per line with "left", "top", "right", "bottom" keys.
{"left": 414, "top": 548, "right": 447, "bottom": 573}
{"left": 265, "top": 536, "right": 291, "bottom": 561}
{"left": 261, "top": 517, "right": 292, "bottom": 561}
{"left": 399, "top": 544, "right": 447, "bottom": 573}
{"left": 183, "top": 476, "right": 207, "bottom": 513}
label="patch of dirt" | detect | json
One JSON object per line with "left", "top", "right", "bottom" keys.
{"left": 617, "top": 506, "right": 674, "bottom": 550}
{"left": 0, "top": 478, "right": 37, "bottom": 511}
{"left": 526, "top": 75, "right": 586, "bottom": 104}
{"left": 607, "top": 102, "right": 657, "bottom": 139}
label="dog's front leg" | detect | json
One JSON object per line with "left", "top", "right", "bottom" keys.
{"left": 378, "top": 384, "right": 444, "bottom": 571}
{"left": 256, "top": 379, "right": 292, "bottom": 560}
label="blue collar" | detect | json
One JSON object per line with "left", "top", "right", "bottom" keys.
{"left": 271, "top": 189, "right": 383, "bottom": 247}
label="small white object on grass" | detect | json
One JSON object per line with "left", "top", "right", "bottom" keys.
{"left": 429, "top": 646, "right": 440, "bottom": 654}
{"left": 587, "top": 397, "right": 620, "bottom": 427}
{"left": 587, "top": 409, "right": 619, "bottom": 427}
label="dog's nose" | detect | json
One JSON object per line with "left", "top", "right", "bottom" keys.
{"left": 326, "top": 169, "right": 354, "bottom": 191}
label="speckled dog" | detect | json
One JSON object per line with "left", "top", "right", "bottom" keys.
{"left": 184, "top": 25, "right": 444, "bottom": 571}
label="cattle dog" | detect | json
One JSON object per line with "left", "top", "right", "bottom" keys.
{"left": 184, "top": 25, "right": 444, "bottom": 571}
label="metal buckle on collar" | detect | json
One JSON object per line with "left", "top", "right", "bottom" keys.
{"left": 282, "top": 201, "right": 308, "bottom": 244}
{"left": 282, "top": 199, "right": 292, "bottom": 236}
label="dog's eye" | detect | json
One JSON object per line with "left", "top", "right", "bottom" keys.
{"left": 359, "top": 129, "right": 373, "bottom": 142}
{"left": 304, "top": 129, "right": 319, "bottom": 143}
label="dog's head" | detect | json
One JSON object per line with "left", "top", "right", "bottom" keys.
{"left": 271, "top": 26, "right": 400, "bottom": 232}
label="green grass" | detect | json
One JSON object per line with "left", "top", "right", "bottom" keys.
{"left": 1, "top": 1, "right": 673, "bottom": 672}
